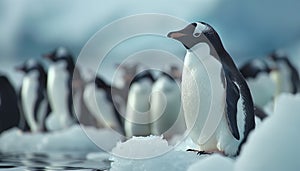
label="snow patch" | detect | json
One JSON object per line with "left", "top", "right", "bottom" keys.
{"left": 236, "top": 93, "right": 300, "bottom": 171}
{"left": 187, "top": 154, "right": 234, "bottom": 171}
{"left": 110, "top": 136, "right": 204, "bottom": 171}
{"left": 0, "top": 125, "right": 122, "bottom": 153}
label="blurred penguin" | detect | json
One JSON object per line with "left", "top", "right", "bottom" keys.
{"left": 0, "top": 73, "right": 21, "bottom": 133}
{"left": 112, "top": 63, "right": 139, "bottom": 115}
{"left": 240, "top": 58, "right": 278, "bottom": 108}
{"left": 83, "top": 75, "right": 124, "bottom": 134}
{"left": 16, "top": 60, "right": 50, "bottom": 132}
{"left": 150, "top": 69, "right": 186, "bottom": 139}
{"left": 43, "top": 47, "right": 78, "bottom": 130}
{"left": 72, "top": 68, "right": 97, "bottom": 127}
{"left": 267, "top": 51, "right": 300, "bottom": 95}
{"left": 124, "top": 70, "right": 155, "bottom": 137}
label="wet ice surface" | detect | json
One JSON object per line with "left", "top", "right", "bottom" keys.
{"left": 0, "top": 152, "right": 110, "bottom": 171}
{"left": 0, "top": 125, "right": 122, "bottom": 171}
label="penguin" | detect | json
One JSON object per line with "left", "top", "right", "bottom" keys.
{"left": 0, "top": 73, "right": 21, "bottom": 133}
{"left": 15, "top": 60, "right": 50, "bottom": 132}
{"left": 124, "top": 70, "right": 155, "bottom": 138}
{"left": 240, "top": 58, "right": 272, "bottom": 79}
{"left": 167, "top": 22, "right": 255, "bottom": 156}
{"left": 43, "top": 47, "right": 77, "bottom": 130}
{"left": 268, "top": 51, "right": 300, "bottom": 94}
{"left": 72, "top": 68, "right": 98, "bottom": 127}
{"left": 240, "top": 58, "right": 278, "bottom": 108}
{"left": 150, "top": 71, "right": 186, "bottom": 139}
{"left": 112, "top": 63, "right": 139, "bottom": 115}
{"left": 83, "top": 75, "right": 124, "bottom": 134}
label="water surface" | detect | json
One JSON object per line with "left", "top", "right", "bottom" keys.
{"left": 0, "top": 152, "right": 111, "bottom": 171}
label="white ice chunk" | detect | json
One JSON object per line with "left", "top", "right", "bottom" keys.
{"left": 111, "top": 136, "right": 171, "bottom": 159}
{"left": 110, "top": 136, "right": 205, "bottom": 171}
{"left": 235, "top": 93, "right": 300, "bottom": 171}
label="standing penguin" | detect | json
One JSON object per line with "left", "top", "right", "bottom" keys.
{"left": 83, "top": 75, "right": 124, "bottom": 134}
{"left": 43, "top": 47, "right": 77, "bottom": 130}
{"left": 0, "top": 73, "right": 21, "bottom": 133}
{"left": 240, "top": 58, "right": 278, "bottom": 108}
{"left": 168, "top": 22, "right": 255, "bottom": 156}
{"left": 240, "top": 58, "right": 272, "bottom": 79}
{"left": 150, "top": 71, "right": 186, "bottom": 139}
{"left": 15, "top": 60, "right": 50, "bottom": 132}
{"left": 268, "top": 51, "right": 300, "bottom": 94}
{"left": 124, "top": 70, "right": 155, "bottom": 138}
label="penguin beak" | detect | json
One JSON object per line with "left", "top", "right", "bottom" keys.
{"left": 167, "top": 31, "right": 187, "bottom": 39}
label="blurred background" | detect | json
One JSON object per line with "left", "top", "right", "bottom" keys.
{"left": 1, "top": 0, "right": 300, "bottom": 86}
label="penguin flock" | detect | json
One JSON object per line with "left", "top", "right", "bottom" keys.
{"left": 0, "top": 21, "right": 299, "bottom": 158}
{"left": 0, "top": 47, "right": 186, "bottom": 140}
{"left": 240, "top": 51, "right": 300, "bottom": 116}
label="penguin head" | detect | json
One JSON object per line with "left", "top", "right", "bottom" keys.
{"left": 167, "top": 22, "right": 216, "bottom": 49}
{"left": 43, "top": 47, "right": 75, "bottom": 72}
{"left": 268, "top": 51, "right": 290, "bottom": 63}
{"left": 94, "top": 76, "right": 110, "bottom": 90}
{"left": 240, "top": 58, "right": 276, "bottom": 79}
{"left": 15, "top": 60, "right": 44, "bottom": 74}
{"left": 43, "top": 47, "right": 73, "bottom": 63}
{"left": 129, "top": 70, "right": 155, "bottom": 88}
{"left": 266, "top": 51, "right": 291, "bottom": 71}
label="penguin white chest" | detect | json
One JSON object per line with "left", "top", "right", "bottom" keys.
{"left": 22, "top": 71, "right": 39, "bottom": 131}
{"left": 182, "top": 43, "right": 226, "bottom": 149}
{"left": 83, "top": 84, "right": 116, "bottom": 128}
{"left": 47, "top": 62, "right": 70, "bottom": 115}
{"left": 150, "top": 76, "right": 185, "bottom": 136}
{"left": 125, "top": 79, "right": 152, "bottom": 137}
{"left": 277, "top": 62, "right": 293, "bottom": 93}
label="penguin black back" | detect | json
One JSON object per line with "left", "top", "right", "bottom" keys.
{"left": 0, "top": 74, "right": 21, "bottom": 133}
{"left": 200, "top": 23, "right": 255, "bottom": 153}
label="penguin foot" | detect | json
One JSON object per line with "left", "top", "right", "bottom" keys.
{"left": 186, "top": 149, "right": 212, "bottom": 155}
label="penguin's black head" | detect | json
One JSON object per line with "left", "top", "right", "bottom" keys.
{"left": 15, "top": 60, "right": 44, "bottom": 74}
{"left": 43, "top": 47, "right": 75, "bottom": 72}
{"left": 43, "top": 47, "right": 73, "bottom": 62}
{"left": 167, "top": 22, "right": 216, "bottom": 49}
{"left": 95, "top": 76, "right": 110, "bottom": 90}
{"left": 129, "top": 70, "right": 155, "bottom": 88}
{"left": 268, "top": 51, "right": 290, "bottom": 63}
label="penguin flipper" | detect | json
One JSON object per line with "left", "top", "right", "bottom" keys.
{"left": 225, "top": 74, "right": 240, "bottom": 140}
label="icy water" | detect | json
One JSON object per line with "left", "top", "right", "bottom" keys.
{"left": 0, "top": 152, "right": 111, "bottom": 171}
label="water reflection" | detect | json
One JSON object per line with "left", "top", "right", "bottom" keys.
{"left": 0, "top": 152, "right": 110, "bottom": 171}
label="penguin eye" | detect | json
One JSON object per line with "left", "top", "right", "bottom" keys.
{"left": 193, "top": 32, "right": 201, "bottom": 37}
